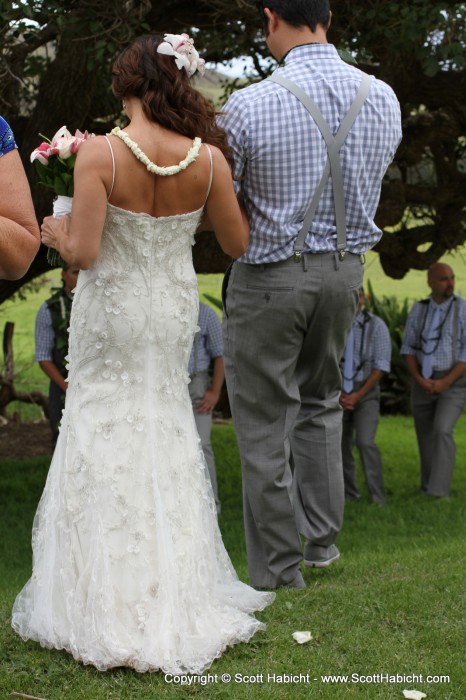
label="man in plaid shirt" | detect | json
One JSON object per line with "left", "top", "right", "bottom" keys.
{"left": 35, "top": 265, "right": 79, "bottom": 443}
{"left": 219, "top": 0, "right": 402, "bottom": 589}
{"left": 340, "top": 289, "right": 391, "bottom": 505}
{"left": 401, "top": 263, "right": 466, "bottom": 497}
{"left": 188, "top": 302, "right": 225, "bottom": 513}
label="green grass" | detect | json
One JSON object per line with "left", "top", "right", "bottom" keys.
{"left": 363, "top": 249, "right": 466, "bottom": 303}
{"left": 1, "top": 418, "right": 465, "bottom": 699}
{"left": 2, "top": 247, "right": 465, "bottom": 419}
{"left": 0, "top": 269, "right": 62, "bottom": 421}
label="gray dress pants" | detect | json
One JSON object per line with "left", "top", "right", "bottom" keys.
{"left": 411, "top": 372, "right": 466, "bottom": 497}
{"left": 341, "top": 385, "right": 385, "bottom": 504}
{"left": 223, "top": 253, "right": 362, "bottom": 588}
{"left": 189, "top": 371, "right": 220, "bottom": 513}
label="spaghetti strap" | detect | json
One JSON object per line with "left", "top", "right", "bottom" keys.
{"left": 103, "top": 135, "right": 116, "bottom": 201}
{"left": 203, "top": 144, "right": 213, "bottom": 206}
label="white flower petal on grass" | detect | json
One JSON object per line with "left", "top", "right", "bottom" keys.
{"left": 292, "top": 631, "right": 312, "bottom": 644}
{"left": 403, "top": 690, "right": 427, "bottom": 700}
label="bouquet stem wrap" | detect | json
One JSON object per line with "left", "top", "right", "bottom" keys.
{"left": 48, "top": 195, "right": 73, "bottom": 267}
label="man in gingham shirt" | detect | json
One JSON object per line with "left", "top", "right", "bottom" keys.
{"left": 219, "top": 0, "right": 402, "bottom": 589}
{"left": 188, "top": 302, "right": 225, "bottom": 513}
{"left": 401, "top": 263, "right": 466, "bottom": 497}
{"left": 35, "top": 265, "right": 79, "bottom": 443}
{"left": 340, "top": 289, "right": 391, "bottom": 505}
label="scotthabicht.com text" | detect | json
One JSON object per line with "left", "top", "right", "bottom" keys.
{"left": 164, "top": 672, "right": 451, "bottom": 686}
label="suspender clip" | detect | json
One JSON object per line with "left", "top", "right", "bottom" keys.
{"left": 294, "top": 251, "right": 302, "bottom": 263}
{"left": 338, "top": 250, "right": 346, "bottom": 261}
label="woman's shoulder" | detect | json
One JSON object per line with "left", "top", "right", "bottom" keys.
{"left": 203, "top": 142, "right": 227, "bottom": 164}
{"left": 74, "top": 134, "right": 114, "bottom": 169}
{"left": 77, "top": 134, "right": 110, "bottom": 155}
{"left": 203, "top": 143, "right": 230, "bottom": 177}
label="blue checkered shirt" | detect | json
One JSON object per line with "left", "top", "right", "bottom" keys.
{"left": 35, "top": 303, "right": 56, "bottom": 361}
{"left": 342, "top": 310, "right": 391, "bottom": 384}
{"left": 188, "top": 303, "right": 223, "bottom": 375}
{"left": 219, "top": 44, "right": 402, "bottom": 264}
{"left": 401, "top": 295, "right": 466, "bottom": 371}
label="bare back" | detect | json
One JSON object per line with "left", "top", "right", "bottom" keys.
{"left": 102, "top": 129, "right": 212, "bottom": 218}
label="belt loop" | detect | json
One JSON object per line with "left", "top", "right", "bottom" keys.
{"left": 302, "top": 254, "right": 308, "bottom": 272}
{"left": 333, "top": 251, "right": 340, "bottom": 270}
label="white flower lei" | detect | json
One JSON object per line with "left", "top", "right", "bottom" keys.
{"left": 110, "top": 127, "right": 202, "bottom": 176}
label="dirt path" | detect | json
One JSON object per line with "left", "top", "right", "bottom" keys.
{"left": 0, "top": 420, "right": 53, "bottom": 460}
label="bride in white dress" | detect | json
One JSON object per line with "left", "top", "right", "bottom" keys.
{"left": 12, "top": 33, "right": 274, "bottom": 674}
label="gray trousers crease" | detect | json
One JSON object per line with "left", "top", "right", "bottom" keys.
{"left": 223, "top": 253, "right": 362, "bottom": 587}
{"left": 189, "top": 371, "right": 220, "bottom": 511}
{"left": 411, "top": 374, "right": 466, "bottom": 496}
{"left": 342, "top": 385, "right": 385, "bottom": 504}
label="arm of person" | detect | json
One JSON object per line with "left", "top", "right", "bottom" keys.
{"left": 195, "top": 356, "right": 225, "bottom": 414}
{"left": 0, "top": 149, "right": 40, "bottom": 280}
{"left": 199, "top": 147, "right": 249, "bottom": 259}
{"left": 403, "top": 353, "right": 434, "bottom": 392}
{"left": 430, "top": 305, "right": 466, "bottom": 393}
{"left": 38, "top": 360, "right": 68, "bottom": 392}
{"left": 40, "top": 137, "right": 111, "bottom": 269}
{"left": 340, "top": 369, "right": 384, "bottom": 411}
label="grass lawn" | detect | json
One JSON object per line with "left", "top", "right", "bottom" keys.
{"left": 1, "top": 418, "right": 465, "bottom": 699}
{"left": 1, "top": 245, "right": 465, "bottom": 419}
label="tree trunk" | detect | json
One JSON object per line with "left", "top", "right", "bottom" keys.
{"left": 0, "top": 322, "right": 49, "bottom": 418}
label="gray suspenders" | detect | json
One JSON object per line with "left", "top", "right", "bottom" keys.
{"left": 268, "top": 72, "right": 373, "bottom": 262}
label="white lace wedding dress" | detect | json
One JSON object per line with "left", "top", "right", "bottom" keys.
{"left": 12, "top": 160, "right": 274, "bottom": 672}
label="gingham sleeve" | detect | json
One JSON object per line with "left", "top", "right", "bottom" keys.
{"left": 457, "top": 299, "right": 466, "bottom": 363}
{"left": 204, "top": 306, "right": 223, "bottom": 359}
{"left": 400, "top": 304, "right": 421, "bottom": 357}
{"left": 34, "top": 303, "right": 56, "bottom": 362}
{"left": 371, "top": 317, "right": 391, "bottom": 372}
{"left": 218, "top": 91, "right": 249, "bottom": 188}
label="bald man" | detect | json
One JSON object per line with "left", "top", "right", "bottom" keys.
{"left": 401, "top": 263, "right": 466, "bottom": 497}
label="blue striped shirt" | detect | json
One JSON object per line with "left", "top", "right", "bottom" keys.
{"left": 188, "top": 303, "right": 223, "bottom": 375}
{"left": 342, "top": 310, "right": 391, "bottom": 384}
{"left": 219, "top": 44, "right": 402, "bottom": 264}
{"left": 401, "top": 296, "right": 466, "bottom": 371}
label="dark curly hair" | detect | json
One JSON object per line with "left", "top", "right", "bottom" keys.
{"left": 111, "top": 35, "right": 231, "bottom": 162}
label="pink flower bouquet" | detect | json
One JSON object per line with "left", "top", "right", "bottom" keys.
{"left": 31, "top": 126, "right": 92, "bottom": 265}
{"left": 31, "top": 125, "right": 91, "bottom": 197}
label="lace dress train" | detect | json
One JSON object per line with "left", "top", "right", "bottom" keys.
{"left": 12, "top": 202, "right": 274, "bottom": 673}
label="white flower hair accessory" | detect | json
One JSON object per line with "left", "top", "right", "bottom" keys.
{"left": 157, "top": 33, "right": 206, "bottom": 77}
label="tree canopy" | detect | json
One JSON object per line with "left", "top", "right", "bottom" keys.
{"left": 0, "top": 0, "right": 465, "bottom": 301}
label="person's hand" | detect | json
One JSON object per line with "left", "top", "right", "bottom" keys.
{"left": 339, "top": 391, "right": 360, "bottom": 411}
{"left": 417, "top": 376, "right": 435, "bottom": 393}
{"left": 428, "top": 377, "right": 449, "bottom": 395}
{"left": 195, "top": 388, "right": 220, "bottom": 414}
{"left": 40, "top": 214, "right": 70, "bottom": 249}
